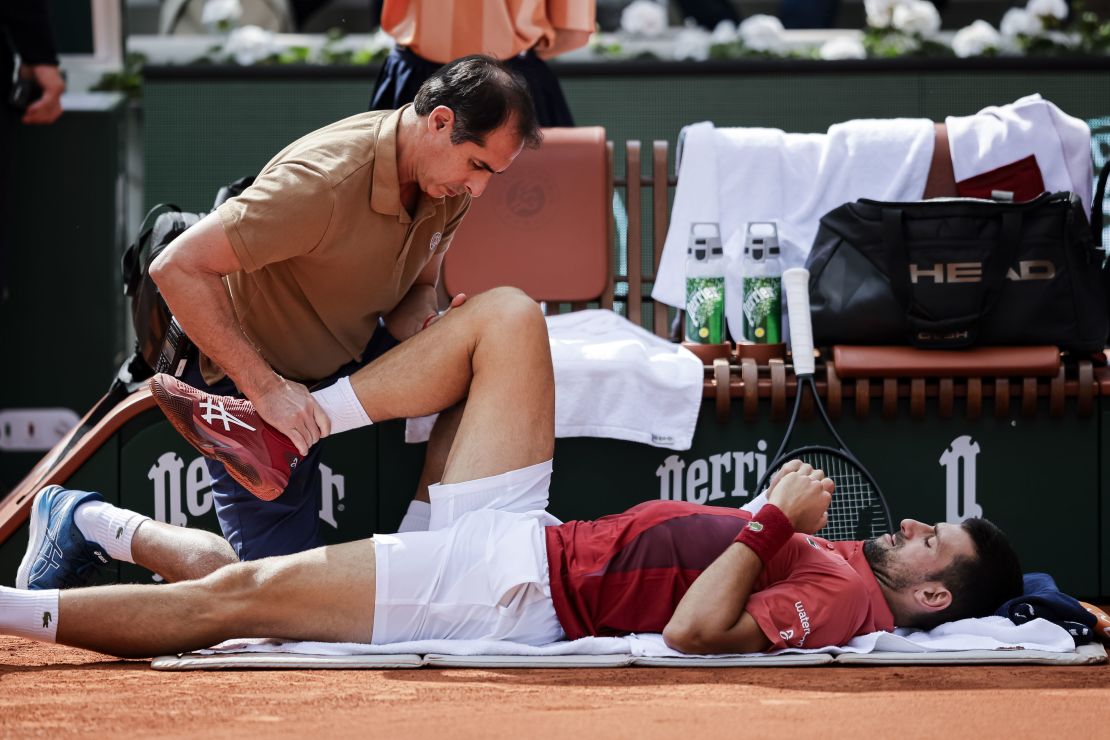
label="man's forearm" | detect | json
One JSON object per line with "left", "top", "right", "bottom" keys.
{"left": 156, "top": 267, "right": 276, "bottom": 395}
{"left": 383, "top": 283, "right": 439, "bottom": 341}
{"left": 662, "top": 541, "right": 768, "bottom": 653}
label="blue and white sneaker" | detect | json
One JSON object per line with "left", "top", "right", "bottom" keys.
{"left": 15, "top": 486, "right": 112, "bottom": 590}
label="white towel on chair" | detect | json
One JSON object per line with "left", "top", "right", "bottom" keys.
{"left": 406, "top": 310, "right": 704, "bottom": 451}
{"left": 655, "top": 117, "right": 935, "bottom": 340}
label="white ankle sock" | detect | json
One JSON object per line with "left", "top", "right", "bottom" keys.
{"left": 397, "top": 499, "right": 431, "bottom": 533}
{"left": 74, "top": 501, "right": 149, "bottom": 564}
{"left": 312, "top": 377, "right": 372, "bottom": 436}
{"left": 0, "top": 586, "right": 59, "bottom": 642}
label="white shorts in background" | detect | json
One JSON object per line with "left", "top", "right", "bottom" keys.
{"left": 427, "top": 458, "right": 560, "bottom": 530}
{"left": 372, "top": 507, "right": 564, "bottom": 646}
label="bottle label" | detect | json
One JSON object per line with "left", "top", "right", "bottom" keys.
{"left": 742, "top": 277, "right": 782, "bottom": 344}
{"left": 685, "top": 276, "right": 725, "bottom": 344}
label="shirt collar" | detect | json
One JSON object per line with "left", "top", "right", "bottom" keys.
{"left": 370, "top": 104, "right": 444, "bottom": 224}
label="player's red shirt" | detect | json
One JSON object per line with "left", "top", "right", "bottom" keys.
{"left": 545, "top": 500, "right": 894, "bottom": 649}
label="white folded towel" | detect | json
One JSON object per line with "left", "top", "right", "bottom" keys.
{"left": 946, "top": 93, "right": 1093, "bottom": 214}
{"left": 407, "top": 309, "right": 704, "bottom": 451}
{"left": 200, "top": 616, "right": 1073, "bottom": 659}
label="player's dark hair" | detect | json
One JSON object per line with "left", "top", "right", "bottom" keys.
{"left": 910, "top": 518, "right": 1023, "bottom": 631}
{"left": 413, "top": 55, "right": 542, "bottom": 150}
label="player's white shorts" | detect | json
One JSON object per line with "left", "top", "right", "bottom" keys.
{"left": 371, "top": 460, "right": 565, "bottom": 645}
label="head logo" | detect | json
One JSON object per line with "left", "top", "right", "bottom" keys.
{"left": 429, "top": 231, "right": 442, "bottom": 252}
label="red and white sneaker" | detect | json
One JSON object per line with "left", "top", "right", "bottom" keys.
{"left": 149, "top": 373, "right": 301, "bottom": 501}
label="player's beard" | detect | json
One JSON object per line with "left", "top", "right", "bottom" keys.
{"left": 862, "top": 536, "right": 914, "bottom": 592}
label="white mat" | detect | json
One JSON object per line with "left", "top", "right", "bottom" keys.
{"left": 152, "top": 619, "right": 1103, "bottom": 671}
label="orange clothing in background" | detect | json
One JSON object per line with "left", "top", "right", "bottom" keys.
{"left": 380, "top": 0, "right": 595, "bottom": 63}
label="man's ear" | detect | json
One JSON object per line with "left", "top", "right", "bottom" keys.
{"left": 914, "top": 582, "right": 953, "bottom": 612}
{"left": 428, "top": 105, "right": 455, "bottom": 134}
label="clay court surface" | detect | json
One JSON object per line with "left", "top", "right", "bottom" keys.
{"left": 2, "top": 637, "right": 1109, "bottom": 739}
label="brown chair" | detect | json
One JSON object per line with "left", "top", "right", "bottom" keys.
{"left": 443, "top": 126, "right": 612, "bottom": 310}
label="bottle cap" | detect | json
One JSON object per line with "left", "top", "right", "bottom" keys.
{"left": 688, "top": 222, "right": 722, "bottom": 260}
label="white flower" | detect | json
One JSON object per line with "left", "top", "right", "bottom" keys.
{"left": 819, "top": 35, "right": 867, "bottom": 60}
{"left": 711, "top": 19, "right": 738, "bottom": 45}
{"left": 620, "top": 0, "right": 668, "bottom": 37}
{"left": 1026, "top": 0, "right": 1068, "bottom": 21}
{"left": 1000, "top": 7, "right": 1042, "bottom": 37}
{"left": 951, "top": 19, "right": 1002, "bottom": 57}
{"left": 224, "top": 25, "right": 277, "bottom": 66}
{"left": 864, "top": 0, "right": 906, "bottom": 29}
{"left": 201, "top": 0, "right": 242, "bottom": 32}
{"left": 673, "top": 24, "right": 711, "bottom": 61}
{"left": 891, "top": 0, "right": 940, "bottom": 37}
{"left": 738, "top": 14, "right": 785, "bottom": 52}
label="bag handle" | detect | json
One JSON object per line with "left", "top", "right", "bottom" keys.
{"left": 882, "top": 207, "right": 1023, "bottom": 347}
{"left": 1093, "top": 159, "right": 1110, "bottom": 247}
{"left": 121, "top": 203, "right": 181, "bottom": 297}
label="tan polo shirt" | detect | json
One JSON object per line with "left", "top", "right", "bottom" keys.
{"left": 211, "top": 106, "right": 470, "bottom": 384}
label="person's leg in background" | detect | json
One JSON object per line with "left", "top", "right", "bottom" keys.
{"left": 370, "top": 46, "right": 575, "bottom": 127}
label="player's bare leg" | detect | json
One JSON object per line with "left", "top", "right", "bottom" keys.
{"left": 1, "top": 537, "right": 377, "bottom": 658}
{"left": 349, "top": 286, "right": 555, "bottom": 481}
{"left": 130, "top": 519, "right": 237, "bottom": 582}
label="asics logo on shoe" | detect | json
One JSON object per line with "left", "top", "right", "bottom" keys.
{"left": 42, "top": 611, "right": 52, "bottom": 628}
{"left": 199, "top": 399, "right": 257, "bottom": 433}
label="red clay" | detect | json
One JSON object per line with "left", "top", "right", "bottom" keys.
{"left": 3, "top": 637, "right": 1109, "bottom": 739}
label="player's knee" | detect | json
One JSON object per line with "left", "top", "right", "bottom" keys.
{"left": 181, "top": 535, "right": 238, "bottom": 580}
{"left": 194, "top": 559, "right": 265, "bottom": 622}
{"left": 482, "top": 286, "right": 544, "bottom": 331}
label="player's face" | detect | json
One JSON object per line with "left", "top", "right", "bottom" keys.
{"left": 419, "top": 109, "right": 523, "bottom": 200}
{"left": 863, "top": 519, "right": 976, "bottom": 591}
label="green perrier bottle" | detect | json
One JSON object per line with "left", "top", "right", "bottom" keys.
{"left": 684, "top": 223, "right": 726, "bottom": 344}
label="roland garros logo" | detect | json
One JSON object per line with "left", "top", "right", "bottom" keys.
{"left": 503, "top": 178, "right": 556, "bottom": 227}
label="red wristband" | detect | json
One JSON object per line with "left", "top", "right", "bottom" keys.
{"left": 734, "top": 504, "right": 794, "bottom": 566}
{"left": 421, "top": 312, "right": 439, "bottom": 331}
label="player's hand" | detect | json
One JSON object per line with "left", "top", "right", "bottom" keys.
{"left": 765, "top": 459, "right": 805, "bottom": 497}
{"left": 21, "top": 65, "right": 64, "bottom": 125}
{"left": 423, "top": 293, "right": 467, "bottom": 330}
{"left": 767, "top": 462, "right": 835, "bottom": 535}
{"left": 249, "top": 376, "right": 330, "bottom": 456}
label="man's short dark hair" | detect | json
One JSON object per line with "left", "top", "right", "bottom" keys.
{"left": 911, "top": 518, "right": 1023, "bottom": 631}
{"left": 413, "top": 55, "right": 542, "bottom": 150}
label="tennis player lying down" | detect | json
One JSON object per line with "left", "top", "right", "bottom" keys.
{"left": 3, "top": 288, "right": 1022, "bottom": 657}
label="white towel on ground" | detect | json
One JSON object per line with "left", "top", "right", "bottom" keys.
{"left": 200, "top": 617, "right": 1073, "bottom": 659}
{"left": 406, "top": 310, "right": 704, "bottom": 451}
{"left": 655, "top": 117, "right": 935, "bottom": 340}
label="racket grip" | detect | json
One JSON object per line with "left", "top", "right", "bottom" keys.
{"left": 782, "top": 268, "right": 814, "bottom": 375}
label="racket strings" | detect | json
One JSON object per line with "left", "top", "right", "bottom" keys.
{"left": 795, "top": 451, "right": 891, "bottom": 541}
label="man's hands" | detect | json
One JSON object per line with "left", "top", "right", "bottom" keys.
{"left": 422, "top": 293, "right": 467, "bottom": 330}
{"left": 20, "top": 65, "right": 64, "bottom": 125}
{"left": 248, "top": 374, "right": 331, "bottom": 456}
{"left": 766, "top": 460, "right": 835, "bottom": 535}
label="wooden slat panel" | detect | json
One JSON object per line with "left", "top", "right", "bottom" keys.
{"left": 626, "top": 141, "right": 643, "bottom": 325}
{"left": 601, "top": 141, "right": 615, "bottom": 311}
{"left": 652, "top": 140, "right": 670, "bottom": 338}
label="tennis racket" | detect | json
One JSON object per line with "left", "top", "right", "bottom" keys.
{"left": 755, "top": 267, "right": 894, "bottom": 541}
